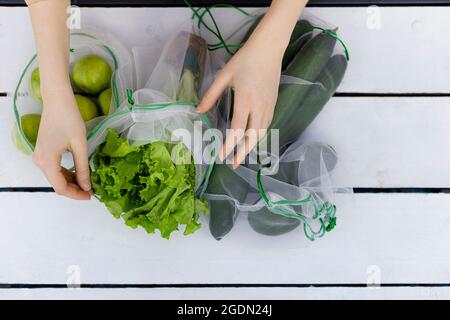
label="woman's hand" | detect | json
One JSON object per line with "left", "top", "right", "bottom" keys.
{"left": 33, "top": 88, "right": 92, "bottom": 200}
{"left": 28, "top": 0, "right": 91, "bottom": 199}
{"left": 197, "top": 38, "right": 283, "bottom": 168}
{"left": 196, "top": 0, "right": 307, "bottom": 168}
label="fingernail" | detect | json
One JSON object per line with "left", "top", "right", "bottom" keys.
{"left": 80, "top": 180, "right": 91, "bottom": 191}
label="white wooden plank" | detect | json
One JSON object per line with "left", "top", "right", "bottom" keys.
{"left": 1, "top": 7, "right": 450, "bottom": 93}
{"left": 1, "top": 192, "right": 450, "bottom": 284}
{"left": 1, "top": 287, "right": 450, "bottom": 300}
{"left": 3, "top": 96, "right": 450, "bottom": 188}
{"left": 0, "top": 96, "right": 48, "bottom": 186}
{"left": 301, "top": 97, "right": 450, "bottom": 188}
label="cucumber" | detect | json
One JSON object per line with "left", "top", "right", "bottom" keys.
{"left": 266, "top": 32, "right": 337, "bottom": 149}
{"left": 282, "top": 21, "right": 313, "bottom": 70}
{"left": 248, "top": 209, "right": 301, "bottom": 236}
{"left": 280, "top": 54, "right": 347, "bottom": 146}
{"left": 248, "top": 55, "right": 348, "bottom": 236}
{"left": 207, "top": 164, "right": 250, "bottom": 240}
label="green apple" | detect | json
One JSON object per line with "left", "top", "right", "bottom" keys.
{"left": 75, "top": 94, "right": 99, "bottom": 122}
{"left": 30, "top": 68, "right": 42, "bottom": 101}
{"left": 88, "top": 96, "right": 99, "bottom": 107}
{"left": 72, "top": 55, "right": 112, "bottom": 95}
{"left": 98, "top": 88, "right": 112, "bottom": 116}
{"left": 12, "top": 126, "right": 32, "bottom": 155}
{"left": 20, "top": 114, "right": 41, "bottom": 147}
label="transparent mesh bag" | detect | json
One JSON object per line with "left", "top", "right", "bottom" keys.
{"left": 12, "top": 28, "right": 134, "bottom": 161}
{"left": 87, "top": 24, "right": 218, "bottom": 238}
{"left": 191, "top": 8, "right": 352, "bottom": 242}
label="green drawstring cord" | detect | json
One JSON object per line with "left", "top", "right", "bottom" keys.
{"left": 193, "top": 4, "right": 254, "bottom": 52}
{"left": 126, "top": 88, "right": 135, "bottom": 105}
{"left": 183, "top": 0, "right": 350, "bottom": 61}
{"left": 183, "top": 0, "right": 237, "bottom": 56}
{"left": 319, "top": 28, "right": 350, "bottom": 61}
{"left": 256, "top": 166, "right": 337, "bottom": 241}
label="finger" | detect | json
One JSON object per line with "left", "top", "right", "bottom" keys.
{"left": 42, "top": 156, "right": 91, "bottom": 200}
{"left": 220, "top": 93, "right": 250, "bottom": 162}
{"left": 71, "top": 140, "right": 91, "bottom": 191}
{"left": 232, "top": 116, "right": 266, "bottom": 168}
{"left": 61, "top": 167, "right": 76, "bottom": 182}
{"left": 62, "top": 164, "right": 94, "bottom": 196}
{"left": 61, "top": 182, "right": 92, "bottom": 200}
{"left": 197, "top": 69, "right": 231, "bottom": 113}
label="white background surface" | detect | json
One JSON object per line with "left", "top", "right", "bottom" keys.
{"left": 1, "top": 6, "right": 450, "bottom": 299}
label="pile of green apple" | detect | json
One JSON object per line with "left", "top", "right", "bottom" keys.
{"left": 21, "top": 54, "right": 113, "bottom": 147}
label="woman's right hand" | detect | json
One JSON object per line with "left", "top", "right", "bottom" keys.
{"left": 32, "top": 87, "right": 92, "bottom": 200}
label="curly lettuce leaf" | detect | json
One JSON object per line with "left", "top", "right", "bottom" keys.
{"left": 91, "top": 128, "right": 208, "bottom": 239}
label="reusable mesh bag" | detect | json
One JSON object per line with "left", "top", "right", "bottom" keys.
{"left": 87, "top": 26, "right": 218, "bottom": 238}
{"left": 190, "top": 7, "right": 351, "bottom": 242}
{"left": 12, "top": 28, "right": 133, "bottom": 159}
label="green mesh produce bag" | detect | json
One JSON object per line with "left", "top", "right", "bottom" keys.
{"left": 87, "top": 26, "right": 219, "bottom": 239}
{"left": 12, "top": 29, "right": 133, "bottom": 162}
{"left": 189, "top": 7, "right": 352, "bottom": 243}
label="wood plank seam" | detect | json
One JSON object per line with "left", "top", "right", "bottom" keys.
{"left": 2, "top": 1, "right": 450, "bottom": 7}
{"left": 2, "top": 283, "right": 450, "bottom": 288}
{"left": 3, "top": 188, "right": 450, "bottom": 193}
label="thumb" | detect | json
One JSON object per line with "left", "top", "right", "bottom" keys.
{"left": 197, "top": 69, "right": 231, "bottom": 113}
{"left": 71, "top": 140, "right": 91, "bottom": 192}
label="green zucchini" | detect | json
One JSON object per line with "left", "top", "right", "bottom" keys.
{"left": 248, "top": 55, "right": 348, "bottom": 236}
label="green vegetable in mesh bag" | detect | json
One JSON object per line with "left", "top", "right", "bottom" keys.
{"left": 91, "top": 128, "right": 208, "bottom": 239}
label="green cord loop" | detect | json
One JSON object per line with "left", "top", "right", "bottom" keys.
{"left": 256, "top": 166, "right": 336, "bottom": 241}
{"left": 183, "top": 0, "right": 350, "bottom": 60}
{"left": 126, "top": 89, "right": 135, "bottom": 105}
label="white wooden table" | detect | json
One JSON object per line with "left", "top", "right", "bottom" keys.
{"left": 1, "top": 6, "right": 450, "bottom": 300}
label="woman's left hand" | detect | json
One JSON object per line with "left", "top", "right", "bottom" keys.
{"left": 196, "top": 36, "right": 284, "bottom": 168}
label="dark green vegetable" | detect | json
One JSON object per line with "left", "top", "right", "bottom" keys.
{"left": 280, "top": 54, "right": 347, "bottom": 146}
{"left": 248, "top": 209, "right": 301, "bottom": 236}
{"left": 263, "top": 32, "right": 336, "bottom": 153}
{"left": 282, "top": 21, "right": 313, "bottom": 70}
